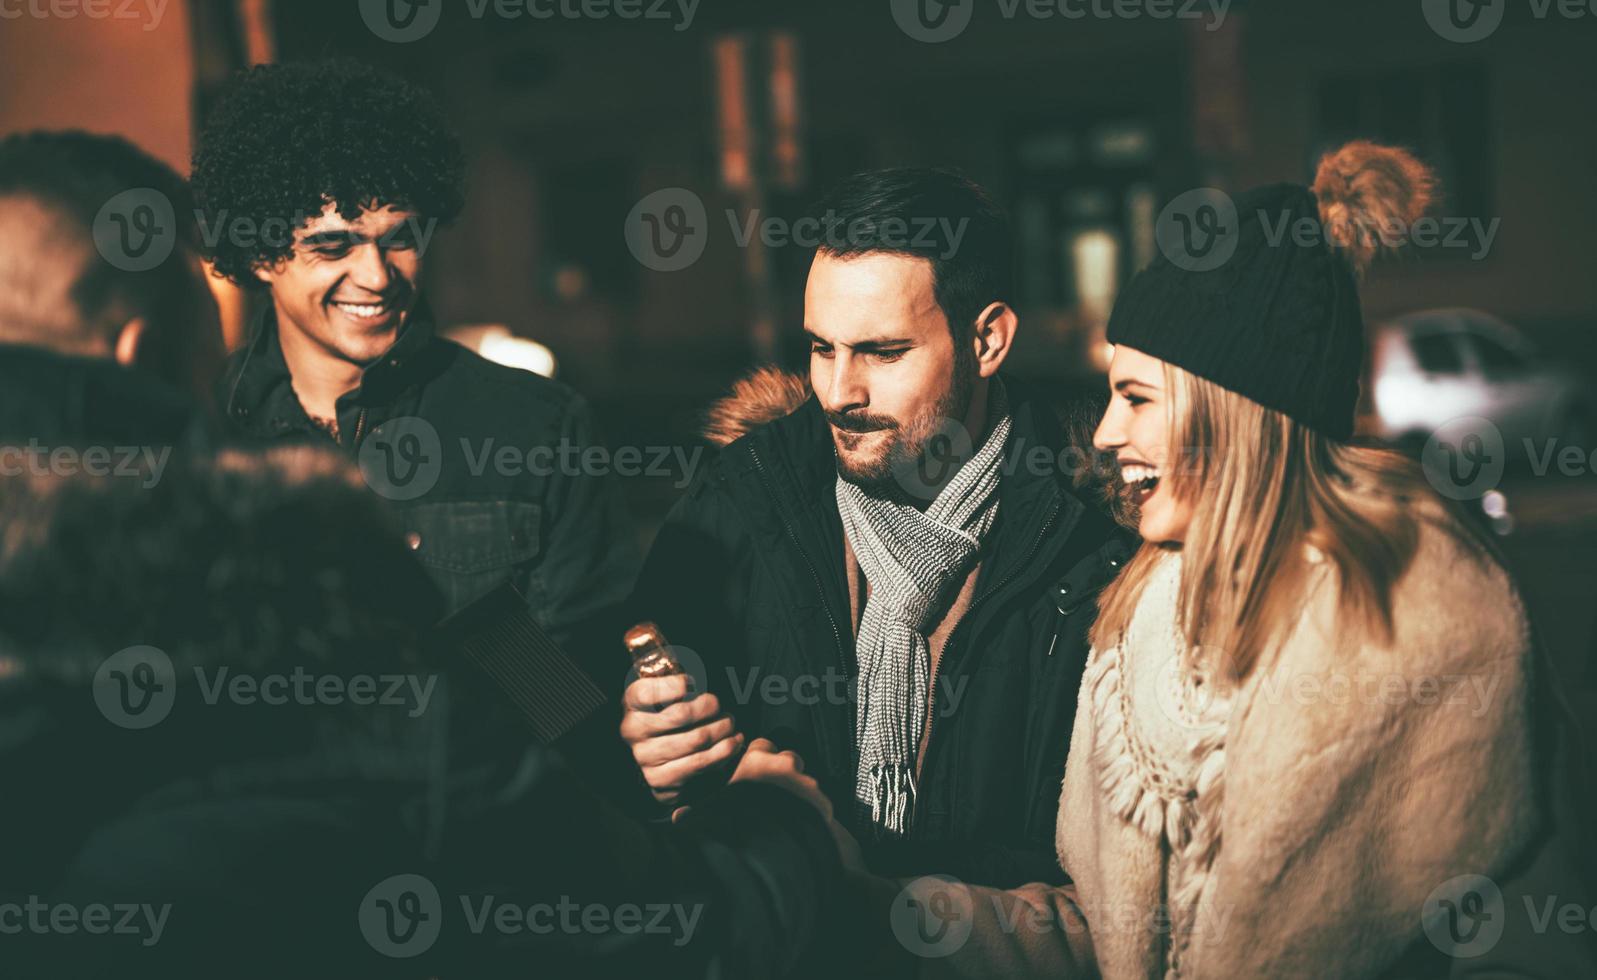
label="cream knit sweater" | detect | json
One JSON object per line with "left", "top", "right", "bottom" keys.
{"left": 916, "top": 518, "right": 1539, "bottom": 979}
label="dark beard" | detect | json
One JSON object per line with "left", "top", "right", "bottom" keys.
{"left": 835, "top": 342, "right": 979, "bottom": 496}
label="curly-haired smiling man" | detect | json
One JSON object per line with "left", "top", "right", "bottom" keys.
{"left": 195, "top": 60, "right": 636, "bottom": 656}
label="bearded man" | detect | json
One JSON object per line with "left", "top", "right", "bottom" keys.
{"left": 621, "top": 168, "right": 1135, "bottom": 887}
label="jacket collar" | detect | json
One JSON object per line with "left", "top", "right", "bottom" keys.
{"left": 0, "top": 343, "right": 198, "bottom": 447}
{"left": 221, "top": 299, "right": 439, "bottom": 437}
{"left": 979, "top": 378, "right": 1086, "bottom": 593}
{"left": 739, "top": 376, "right": 1086, "bottom": 619}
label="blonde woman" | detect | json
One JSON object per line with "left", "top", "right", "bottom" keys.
{"left": 901, "top": 143, "right": 1554, "bottom": 978}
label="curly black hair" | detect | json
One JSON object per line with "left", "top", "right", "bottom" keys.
{"left": 191, "top": 59, "right": 466, "bottom": 287}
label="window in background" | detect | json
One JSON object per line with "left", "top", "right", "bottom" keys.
{"left": 1007, "top": 117, "right": 1156, "bottom": 314}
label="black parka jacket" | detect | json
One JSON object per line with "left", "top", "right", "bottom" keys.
{"left": 629, "top": 373, "right": 1136, "bottom": 888}
{"left": 0, "top": 342, "right": 200, "bottom": 450}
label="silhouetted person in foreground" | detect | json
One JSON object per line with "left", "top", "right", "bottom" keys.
{"left": 0, "top": 449, "right": 845, "bottom": 979}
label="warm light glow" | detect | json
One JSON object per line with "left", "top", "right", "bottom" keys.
{"left": 714, "top": 35, "right": 753, "bottom": 192}
{"left": 1071, "top": 228, "right": 1119, "bottom": 324}
{"left": 445, "top": 324, "right": 558, "bottom": 379}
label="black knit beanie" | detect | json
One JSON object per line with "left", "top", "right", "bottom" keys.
{"left": 1107, "top": 142, "right": 1437, "bottom": 441}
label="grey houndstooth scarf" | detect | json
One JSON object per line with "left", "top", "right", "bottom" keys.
{"left": 836, "top": 384, "right": 1012, "bottom": 837}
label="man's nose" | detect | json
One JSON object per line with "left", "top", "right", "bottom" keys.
{"left": 818, "top": 355, "right": 868, "bottom": 414}
{"left": 347, "top": 243, "right": 394, "bottom": 294}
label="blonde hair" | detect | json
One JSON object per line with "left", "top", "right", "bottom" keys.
{"left": 1090, "top": 363, "right": 1487, "bottom": 680}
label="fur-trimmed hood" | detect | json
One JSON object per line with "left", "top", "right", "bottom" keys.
{"left": 702, "top": 366, "right": 813, "bottom": 447}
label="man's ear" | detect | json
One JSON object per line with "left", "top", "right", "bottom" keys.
{"left": 113, "top": 317, "right": 146, "bottom": 367}
{"left": 971, "top": 302, "right": 1018, "bottom": 379}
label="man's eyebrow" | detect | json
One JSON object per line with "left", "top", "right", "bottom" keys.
{"left": 803, "top": 330, "right": 913, "bottom": 350}
{"left": 299, "top": 229, "right": 368, "bottom": 247}
{"left": 853, "top": 338, "right": 913, "bottom": 352}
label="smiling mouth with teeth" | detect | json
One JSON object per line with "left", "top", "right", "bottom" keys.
{"left": 330, "top": 299, "right": 398, "bottom": 323}
{"left": 1120, "top": 462, "right": 1161, "bottom": 499}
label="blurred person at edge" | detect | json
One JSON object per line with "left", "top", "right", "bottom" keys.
{"left": 872, "top": 144, "right": 1596, "bottom": 979}
{"left": 0, "top": 130, "right": 222, "bottom": 451}
{"left": 621, "top": 168, "right": 1137, "bottom": 887}
{"left": 0, "top": 448, "right": 846, "bottom": 980}
{"left": 193, "top": 59, "right": 637, "bottom": 657}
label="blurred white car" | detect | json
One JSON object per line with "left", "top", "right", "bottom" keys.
{"left": 1367, "top": 308, "right": 1591, "bottom": 454}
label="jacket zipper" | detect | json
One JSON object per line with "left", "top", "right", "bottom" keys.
{"left": 920, "top": 499, "right": 1062, "bottom": 787}
{"left": 349, "top": 408, "right": 369, "bottom": 452}
{"left": 747, "top": 445, "right": 847, "bottom": 665}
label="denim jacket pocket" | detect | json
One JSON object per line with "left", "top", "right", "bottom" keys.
{"left": 397, "top": 499, "right": 542, "bottom": 614}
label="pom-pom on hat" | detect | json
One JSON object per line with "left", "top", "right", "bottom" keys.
{"left": 1106, "top": 141, "right": 1436, "bottom": 440}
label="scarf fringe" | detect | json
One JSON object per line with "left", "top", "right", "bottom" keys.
{"left": 1084, "top": 636, "right": 1228, "bottom": 979}
{"left": 1167, "top": 728, "right": 1226, "bottom": 977}
{"left": 865, "top": 764, "right": 918, "bottom": 837}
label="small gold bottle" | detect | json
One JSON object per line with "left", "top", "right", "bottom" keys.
{"left": 624, "top": 621, "right": 683, "bottom": 679}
